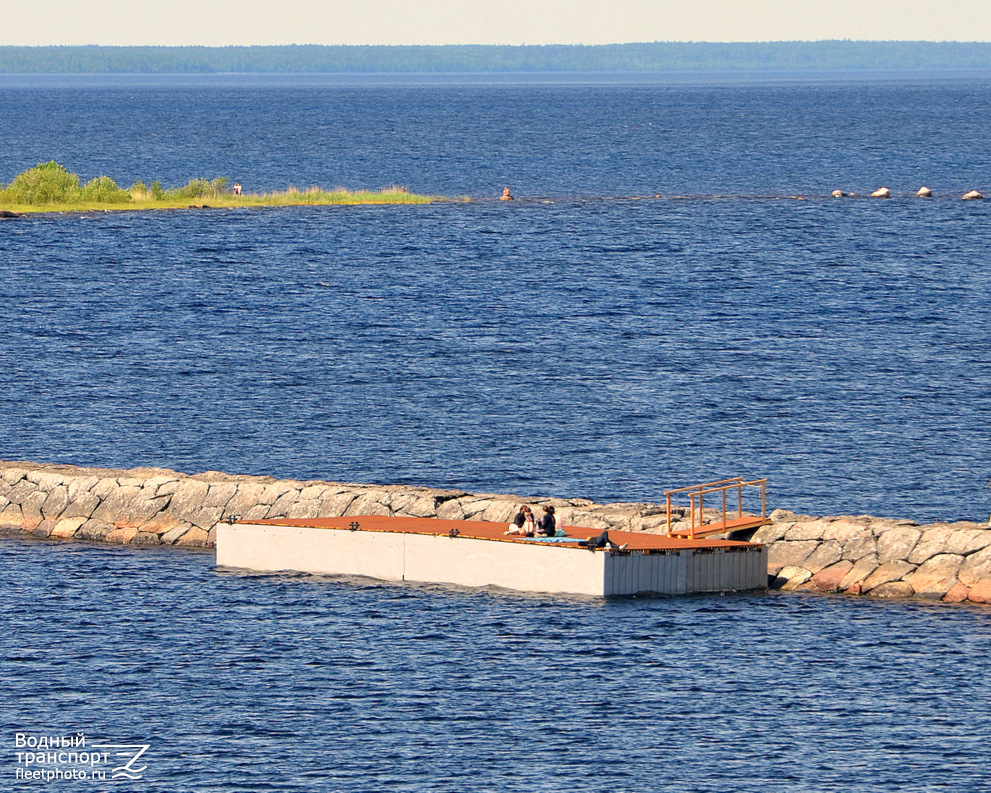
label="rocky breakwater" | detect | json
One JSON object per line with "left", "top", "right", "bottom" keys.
{"left": 7, "top": 459, "right": 991, "bottom": 606}
{"left": 0, "top": 460, "right": 681, "bottom": 550}
{"left": 752, "top": 510, "right": 991, "bottom": 604}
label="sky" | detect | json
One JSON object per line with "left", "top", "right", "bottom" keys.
{"left": 0, "top": 0, "right": 988, "bottom": 46}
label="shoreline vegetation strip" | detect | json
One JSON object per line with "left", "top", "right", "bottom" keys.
{"left": 0, "top": 162, "right": 451, "bottom": 214}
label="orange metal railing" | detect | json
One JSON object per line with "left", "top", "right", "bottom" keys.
{"left": 664, "top": 478, "right": 768, "bottom": 539}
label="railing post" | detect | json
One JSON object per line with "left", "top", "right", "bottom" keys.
{"left": 666, "top": 493, "right": 672, "bottom": 536}
{"left": 721, "top": 487, "right": 727, "bottom": 530}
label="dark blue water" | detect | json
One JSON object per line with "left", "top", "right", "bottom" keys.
{"left": 3, "top": 74, "right": 991, "bottom": 791}
{"left": 3, "top": 537, "right": 991, "bottom": 793}
{"left": 3, "top": 75, "right": 991, "bottom": 520}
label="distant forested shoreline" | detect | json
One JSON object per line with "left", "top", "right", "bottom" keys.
{"left": 2, "top": 42, "right": 991, "bottom": 74}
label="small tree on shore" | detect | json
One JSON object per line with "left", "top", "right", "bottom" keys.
{"left": 0, "top": 161, "right": 82, "bottom": 204}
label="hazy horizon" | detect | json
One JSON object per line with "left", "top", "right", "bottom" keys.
{"left": 1, "top": 1, "right": 989, "bottom": 47}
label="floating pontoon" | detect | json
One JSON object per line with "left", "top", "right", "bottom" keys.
{"left": 216, "top": 514, "right": 767, "bottom": 597}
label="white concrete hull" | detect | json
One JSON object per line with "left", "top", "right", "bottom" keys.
{"left": 217, "top": 522, "right": 767, "bottom": 597}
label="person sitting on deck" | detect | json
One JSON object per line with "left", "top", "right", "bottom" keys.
{"left": 538, "top": 505, "right": 557, "bottom": 537}
{"left": 505, "top": 505, "right": 535, "bottom": 536}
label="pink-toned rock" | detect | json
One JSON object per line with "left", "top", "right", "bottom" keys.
{"left": 812, "top": 561, "right": 854, "bottom": 592}
{"left": 965, "top": 579, "right": 991, "bottom": 603}
{"left": 840, "top": 554, "right": 880, "bottom": 591}
{"left": 140, "top": 513, "right": 181, "bottom": 535}
{"left": 176, "top": 527, "right": 210, "bottom": 547}
{"left": 943, "top": 583, "right": 971, "bottom": 603}
{"left": 105, "top": 527, "right": 139, "bottom": 544}
{"left": 0, "top": 501, "right": 24, "bottom": 526}
{"left": 904, "top": 553, "right": 963, "bottom": 599}
{"left": 129, "top": 531, "right": 161, "bottom": 546}
{"left": 51, "top": 516, "right": 88, "bottom": 539}
{"left": 862, "top": 560, "right": 916, "bottom": 593}
{"left": 870, "top": 581, "right": 915, "bottom": 598}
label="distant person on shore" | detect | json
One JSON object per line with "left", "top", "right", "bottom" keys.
{"left": 506, "top": 505, "right": 535, "bottom": 536}
{"left": 500, "top": 186, "right": 514, "bottom": 201}
{"left": 233, "top": 182, "right": 242, "bottom": 195}
{"left": 538, "top": 505, "right": 557, "bottom": 537}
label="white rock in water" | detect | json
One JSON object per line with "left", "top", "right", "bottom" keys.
{"left": 871, "top": 187, "right": 891, "bottom": 198}
{"left": 917, "top": 186, "right": 933, "bottom": 197}
{"left": 831, "top": 189, "right": 846, "bottom": 198}
{"left": 962, "top": 190, "right": 983, "bottom": 200}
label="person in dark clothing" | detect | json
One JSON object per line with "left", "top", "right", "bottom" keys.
{"left": 538, "top": 505, "right": 557, "bottom": 537}
{"left": 506, "top": 505, "right": 535, "bottom": 536}
{"left": 581, "top": 531, "right": 627, "bottom": 550}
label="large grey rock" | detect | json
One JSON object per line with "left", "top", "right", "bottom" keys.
{"left": 61, "top": 492, "right": 101, "bottom": 520}
{"left": 785, "top": 520, "right": 829, "bottom": 541}
{"left": 876, "top": 527, "right": 921, "bottom": 564}
{"left": 908, "top": 527, "right": 953, "bottom": 564}
{"left": 802, "top": 540, "right": 844, "bottom": 573}
{"left": 224, "top": 483, "right": 273, "bottom": 517}
{"left": 767, "top": 540, "right": 819, "bottom": 568}
{"left": 958, "top": 545, "right": 991, "bottom": 587}
{"left": 41, "top": 485, "right": 71, "bottom": 520}
{"left": 166, "top": 479, "right": 211, "bottom": 522}
{"left": 265, "top": 488, "right": 301, "bottom": 518}
{"left": 843, "top": 535, "right": 877, "bottom": 561}
{"left": 945, "top": 528, "right": 991, "bottom": 556}
{"left": 823, "top": 518, "right": 873, "bottom": 543}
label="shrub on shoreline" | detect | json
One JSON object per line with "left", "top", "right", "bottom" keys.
{"left": 0, "top": 162, "right": 441, "bottom": 211}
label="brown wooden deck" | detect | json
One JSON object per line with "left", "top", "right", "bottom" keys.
{"left": 247, "top": 515, "right": 757, "bottom": 551}
{"left": 666, "top": 515, "right": 772, "bottom": 539}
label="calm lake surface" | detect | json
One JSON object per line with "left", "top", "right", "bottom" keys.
{"left": 2, "top": 73, "right": 991, "bottom": 790}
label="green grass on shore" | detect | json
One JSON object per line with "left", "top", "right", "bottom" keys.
{"left": 0, "top": 162, "right": 450, "bottom": 214}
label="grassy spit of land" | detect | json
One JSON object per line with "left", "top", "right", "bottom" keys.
{"left": 0, "top": 161, "right": 450, "bottom": 214}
